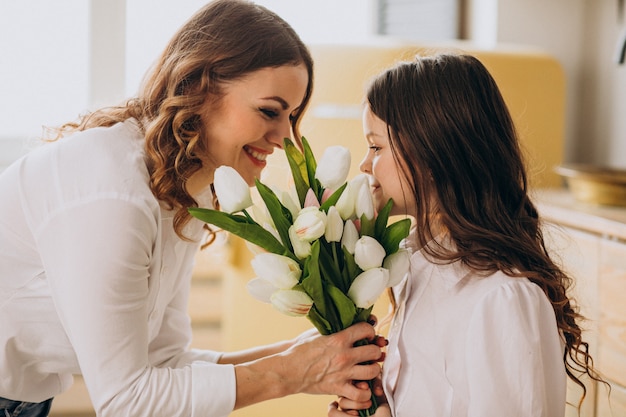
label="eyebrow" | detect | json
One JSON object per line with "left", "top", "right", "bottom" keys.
{"left": 365, "top": 132, "right": 382, "bottom": 141}
{"left": 262, "top": 96, "right": 289, "bottom": 110}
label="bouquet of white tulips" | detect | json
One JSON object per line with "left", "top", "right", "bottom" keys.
{"left": 189, "top": 137, "right": 411, "bottom": 416}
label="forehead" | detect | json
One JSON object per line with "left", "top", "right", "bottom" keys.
{"left": 362, "top": 106, "right": 389, "bottom": 141}
{"left": 224, "top": 65, "right": 309, "bottom": 107}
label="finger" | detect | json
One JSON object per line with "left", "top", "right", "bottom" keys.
{"left": 373, "top": 335, "right": 389, "bottom": 348}
{"left": 328, "top": 401, "right": 339, "bottom": 416}
{"left": 338, "top": 381, "right": 374, "bottom": 403}
{"left": 349, "top": 362, "right": 382, "bottom": 382}
{"left": 337, "top": 395, "right": 372, "bottom": 412}
{"left": 339, "top": 322, "right": 376, "bottom": 345}
{"left": 351, "top": 343, "right": 384, "bottom": 366}
{"left": 371, "top": 376, "right": 385, "bottom": 398}
{"left": 328, "top": 401, "right": 359, "bottom": 417}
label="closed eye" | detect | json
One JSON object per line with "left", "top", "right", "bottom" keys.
{"left": 260, "top": 108, "right": 279, "bottom": 119}
{"left": 369, "top": 145, "right": 382, "bottom": 153}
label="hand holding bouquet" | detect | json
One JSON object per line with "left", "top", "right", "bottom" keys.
{"left": 189, "top": 137, "right": 410, "bottom": 416}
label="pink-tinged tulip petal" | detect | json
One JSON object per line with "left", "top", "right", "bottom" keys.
{"left": 270, "top": 289, "right": 314, "bottom": 317}
{"left": 293, "top": 206, "right": 327, "bottom": 242}
{"left": 246, "top": 278, "right": 277, "bottom": 303}
{"left": 347, "top": 268, "right": 390, "bottom": 308}
{"left": 289, "top": 225, "right": 312, "bottom": 259}
{"left": 354, "top": 235, "right": 386, "bottom": 270}
{"left": 213, "top": 165, "right": 253, "bottom": 213}
{"left": 315, "top": 145, "right": 351, "bottom": 190}
{"left": 383, "top": 249, "right": 410, "bottom": 287}
{"left": 341, "top": 220, "right": 359, "bottom": 254}
{"left": 321, "top": 188, "right": 333, "bottom": 203}
{"left": 304, "top": 188, "right": 321, "bottom": 208}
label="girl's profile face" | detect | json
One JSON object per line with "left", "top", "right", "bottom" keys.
{"left": 360, "top": 106, "right": 415, "bottom": 217}
{"left": 198, "top": 64, "right": 309, "bottom": 187}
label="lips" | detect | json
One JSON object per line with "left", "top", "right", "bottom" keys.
{"left": 244, "top": 145, "right": 270, "bottom": 163}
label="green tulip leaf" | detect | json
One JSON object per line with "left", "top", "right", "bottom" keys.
{"left": 374, "top": 199, "right": 394, "bottom": 239}
{"left": 317, "top": 241, "right": 344, "bottom": 289}
{"left": 359, "top": 213, "right": 376, "bottom": 238}
{"left": 188, "top": 207, "right": 292, "bottom": 259}
{"left": 300, "top": 242, "right": 327, "bottom": 317}
{"left": 381, "top": 218, "right": 412, "bottom": 255}
{"left": 307, "top": 305, "right": 333, "bottom": 335}
{"left": 319, "top": 183, "right": 347, "bottom": 212}
{"left": 355, "top": 305, "right": 374, "bottom": 324}
{"left": 327, "top": 284, "right": 357, "bottom": 329}
{"left": 284, "top": 138, "right": 309, "bottom": 206}
{"left": 255, "top": 179, "right": 294, "bottom": 253}
{"left": 341, "top": 247, "right": 361, "bottom": 290}
{"left": 301, "top": 137, "right": 321, "bottom": 198}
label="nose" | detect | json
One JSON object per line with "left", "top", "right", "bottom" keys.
{"left": 359, "top": 153, "right": 371, "bottom": 174}
{"left": 267, "top": 119, "right": 292, "bottom": 149}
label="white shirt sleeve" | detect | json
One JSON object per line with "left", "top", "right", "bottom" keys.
{"left": 36, "top": 197, "right": 235, "bottom": 417}
{"left": 465, "top": 280, "right": 566, "bottom": 417}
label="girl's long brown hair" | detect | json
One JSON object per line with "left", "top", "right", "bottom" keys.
{"left": 49, "top": 0, "right": 313, "bottom": 240}
{"left": 368, "top": 52, "right": 606, "bottom": 408}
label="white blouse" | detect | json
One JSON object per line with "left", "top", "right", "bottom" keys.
{"left": 0, "top": 120, "right": 235, "bottom": 417}
{"left": 383, "top": 241, "right": 567, "bottom": 417}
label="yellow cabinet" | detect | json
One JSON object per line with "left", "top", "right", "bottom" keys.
{"left": 543, "top": 225, "right": 600, "bottom": 417}
{"left": 538, "top": 189, "right": 626, "bottom": 417}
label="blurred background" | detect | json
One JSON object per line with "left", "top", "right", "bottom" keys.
{"left": 1, "top": 0, "right": 625, "bottom": 171}
{"left": 1, "top": 1, "right": 625, "bottom": 416}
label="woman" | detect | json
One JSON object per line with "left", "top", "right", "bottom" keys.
{"left": 329, "top": 52, "right": 605, "bottom": 417}
{"left": 0, "top": 1, "right": 383, "bottom": 416}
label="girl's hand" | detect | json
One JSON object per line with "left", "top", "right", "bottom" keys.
{"left": 328, "top": 377, "right": 387, "bottom": 415}
{"left": 328, "top": 401, "right": 391, "bottom": 417}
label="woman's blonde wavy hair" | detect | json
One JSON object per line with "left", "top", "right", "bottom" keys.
{"left": 49, "top": 0, "right": 313, "bottom": 241}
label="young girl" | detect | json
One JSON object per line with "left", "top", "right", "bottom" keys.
{"left": 329, "top": 52, "right": 603, "bottom": 417}
{"left": 0, "top": 1, "right": 383, "bottom": 416}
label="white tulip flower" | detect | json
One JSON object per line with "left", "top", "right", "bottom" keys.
{"left": 281, "top": 189, "right": 301, "bottom": 219}
{"left": 270, "top": 289, "right": 314, "bottom": 317}
{"left": 289, "top": 225, "right": 312, "bottom": 259}
{"left": 246, "top": 278, "right": 276, "bottom": 303}
{"left": 324, "top": 206, "right": 344, "bottom": 243}
{"left": 354, "top": 235, "right": 387, "bottom": 270}
{"left": 249, "top": 204, "right": 274, "bottom": 228}
{"left": 341, "top": 220, "right": 359, "bottom": 254}
{"left": 251, "top": 253, "right": 302, "bottom": 289}
{"left": 355, "top": 181, "right": 375, "bottom": 221}
{"left": 335, "top": 182, "right": 355, "bottom": 220}
{"left": 292, "top": 206, "right": 327, "bottom": 242}
{"left": 315, "top": 146, "right": 351, "bottom": 190}
{"left": 383, "top": 249, "right": 411, "bottom": 287}
{"left": 347, "top": 267, "right": 390, "bottom": 308}
{"left": 213, "top": 166, "right": 253, "bottom": 213}
{"left": 335, "top": 174, "right": 370, "bottom": 220}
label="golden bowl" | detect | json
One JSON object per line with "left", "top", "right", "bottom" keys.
{"left": 554, "top": 164, "right": 626, "bottom": 206}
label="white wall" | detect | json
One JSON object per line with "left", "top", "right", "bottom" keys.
{"left": 470, "top": 0, "right": 626, "bottom": 168}
{"left": 0, "top": 0, "right": 377, "bottom": 169}
{"left": 3, "top": 0, "right": 626, "bottom": 170}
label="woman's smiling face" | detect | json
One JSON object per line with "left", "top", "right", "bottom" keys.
{"left": 359, "top": 105, "right": 416, "bottom": 217}
{"left": 199, "top": 64, "right": 309, "bottom": 187}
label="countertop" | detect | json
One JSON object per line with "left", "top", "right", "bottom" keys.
{"left": 534, "top": 188, "right": 626, "bottom": 241}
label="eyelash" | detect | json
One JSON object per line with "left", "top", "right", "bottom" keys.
{"left": 369, "top": 145, "right": 382, "bottom": 153}
{"left": 260, "top": 108, "right": 279, "bottom": 119}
